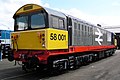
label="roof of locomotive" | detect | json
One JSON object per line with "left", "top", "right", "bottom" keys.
{"left": 13, "top": 4, "right": 66, "bottom": 19}
{"left": 13, "top": 4, "right": 113, "bottom": 34}
{"left": 67, "top": 14, "right": 113, "bottom": 33}
{"left": 67, "top": 14, "right": 96, "bottom": 27}
{"left": 44, "top": 7, "right": 66, "bottom": 19}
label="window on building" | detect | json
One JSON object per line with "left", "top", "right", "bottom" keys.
{"left": 0, "top": 31, "right": 1, "bottom": 37}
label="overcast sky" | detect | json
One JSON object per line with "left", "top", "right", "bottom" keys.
{"left": 1, "top": 0, "right": 120, "bottom": 31}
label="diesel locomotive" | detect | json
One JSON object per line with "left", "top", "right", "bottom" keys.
{"left": 7, "top": 4, "right": 116, "bottom": 71}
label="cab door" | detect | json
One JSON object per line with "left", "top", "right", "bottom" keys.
{"left": 67, "top": 17, "right": 72, "bottom": 46}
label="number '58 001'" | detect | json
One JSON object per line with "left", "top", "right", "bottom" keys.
{"left": 50, "top": 33, "right": 66, "bottom": 41}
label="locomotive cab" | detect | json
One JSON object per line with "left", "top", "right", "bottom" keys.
{"left": 12, "top": 4, "right": 68, "bottom": 51}
{"left": 9, "top": 4, "right": 69, "bottom": 69}
{"left": 14, "top": 10, "right": 47, "bottom": 30}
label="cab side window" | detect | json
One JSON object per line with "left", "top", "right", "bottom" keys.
{"left": 51, "top": 15, "right": 65, "bottom": 29}
{"left": 59, "top": 19, "right": 64, "bottom": 29}
{"left": 52, "top": 16, "right": 59, "bottom": 28}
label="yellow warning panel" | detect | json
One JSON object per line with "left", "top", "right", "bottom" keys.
{"left": 11, "top": 30, "right": 46, "bottom": 50}
{"left": 11, "top": 28, "right": 68, "bottom": 50}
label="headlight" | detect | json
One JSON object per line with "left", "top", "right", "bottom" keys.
{"left": 42, "top": 42, "right": 45, "bottom": 48}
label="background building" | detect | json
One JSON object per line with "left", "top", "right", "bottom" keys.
{"left": 0, "top": 30, "right": 12, "bottom": 59}
{"left": 103, "top": 26, "right": 120, "bottom": 49}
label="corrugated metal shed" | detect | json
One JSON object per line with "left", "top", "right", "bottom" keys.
{"left": 103, "top": 26, "right": 120, "bottom": 33}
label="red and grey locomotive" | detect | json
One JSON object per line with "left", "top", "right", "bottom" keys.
{"left": 7, "top": 4, "right": 116, "bottom": 72}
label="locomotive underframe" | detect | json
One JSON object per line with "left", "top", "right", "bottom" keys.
{"left": 9, "top": 45, "right": 115, "bottom": 72}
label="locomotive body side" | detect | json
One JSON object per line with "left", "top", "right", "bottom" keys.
{"left": 67, "top": 16, "right": 115, "bottom": 52}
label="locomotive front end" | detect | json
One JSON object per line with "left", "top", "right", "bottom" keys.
{"left": 11, "top": 28, "right": 68, "bottom": 50}
{"left": 8, "top": 4, "right": 68, "bottom": 71}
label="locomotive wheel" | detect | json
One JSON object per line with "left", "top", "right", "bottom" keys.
{"left": 22, "top": 63, "right": 29, "bottom": 72}
{"left": 8, "top": 52, "right": 14, "bottom": 61}
{"left": 22, "top": 57, "right": 39, "bottom": 72}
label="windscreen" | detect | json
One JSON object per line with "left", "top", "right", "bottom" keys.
{"left": 31, "top": 13, "right": 45, "bottom": 29}
{"left": 16, "top": 16, "right": 28, "bottom": 30}
{"left": 15, "top": 11, "right": 46, "bottom": 31}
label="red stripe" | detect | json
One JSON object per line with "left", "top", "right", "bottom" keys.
{"left": 70, "top": 45, "right": 116, "bottom": 52}
{"left": 49, "top": 45, "right": 116, "bottom": 56}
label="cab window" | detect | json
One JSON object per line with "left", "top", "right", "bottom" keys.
{"left": 31, "top": 13, "right": 45, "bottom": 29}
{"left": 51, "top": 16, "right": 65, "bottom": 29}
{"left": 16, "top": 16, "right": 28, "bottom": 30}
{"left": 52, "top": 16, "right": 59, "bottom": 28}
{"left": 14, "top": 11, "right": 47, "bottom": 31}
{"left": 59, "top": 19, "right": 64, "bottom": 29}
